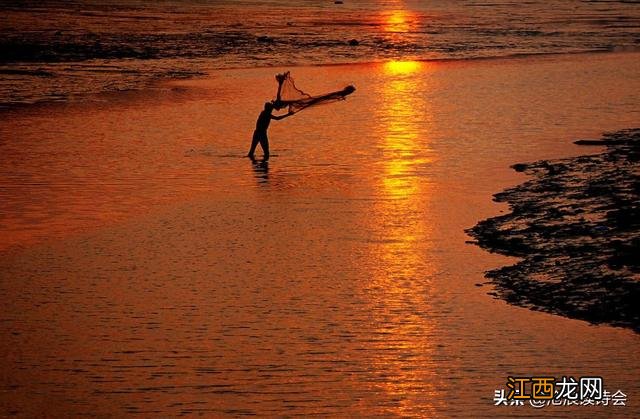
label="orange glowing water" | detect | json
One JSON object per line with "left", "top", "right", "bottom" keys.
{"left": 1, "top": 53, "right": 640, "bottom": 416}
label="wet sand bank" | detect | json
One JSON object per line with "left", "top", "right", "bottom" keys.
{"left": 468, "top": 129, "right": 640, "bottom": 332}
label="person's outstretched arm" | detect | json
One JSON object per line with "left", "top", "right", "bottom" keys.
{"left": 271, "top": 111, "right": 294, "bottom": 121}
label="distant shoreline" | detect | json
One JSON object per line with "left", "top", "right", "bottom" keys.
{"left": 2, "top": 49, "right": 639, "bottom": 111}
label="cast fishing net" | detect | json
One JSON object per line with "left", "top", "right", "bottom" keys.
{"left": 272, "top": 71, "right": 355, "bottom": 114}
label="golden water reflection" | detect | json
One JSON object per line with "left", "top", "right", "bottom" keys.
{"left": 383, "top": 9, "right": 417, "bottom": 34}
{"left": 381, "top": 60, "right": 431, "bottom": 200}
{"left": 365, "top": 60, "right": 440, "bottom": 414}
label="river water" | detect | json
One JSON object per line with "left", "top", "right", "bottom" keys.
{"left": 2, "top": 0, "right": 640, "bottom": 106}
{"left": 1, "top": 52, "right": 639, "bottom": 416}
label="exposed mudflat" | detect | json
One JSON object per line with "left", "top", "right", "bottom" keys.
{"left": 469, "top": 129, "right": 640, "bottom": 332}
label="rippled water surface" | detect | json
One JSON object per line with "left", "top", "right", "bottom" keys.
{"left": 2, "top": 0, "right": 640, "bottom": 105}
{"left": 1, "top": 54, "right": 640, "bottom": 416}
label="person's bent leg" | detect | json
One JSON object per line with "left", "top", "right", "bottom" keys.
{"left": 247, "top": 131, "right": 260, "bottom": 158}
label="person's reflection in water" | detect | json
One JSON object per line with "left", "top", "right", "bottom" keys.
{"left": 250, "top": 158, "right": 269, "bottom": 184}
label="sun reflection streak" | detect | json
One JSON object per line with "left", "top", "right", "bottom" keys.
{"left": 363, "top": 60, "right": 441, "bottom": 414}
{"left": 384, "top": 60, "right": 422, "bottom": 75}
{"left": 383, "top": 9, "right": 416, "bottom": 34}
{"left": 380, "top": 60, "right": 429, "bottom": 200}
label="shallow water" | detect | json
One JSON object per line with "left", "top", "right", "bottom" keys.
{"left": 1, "top": 53, "right": 640, "bottom": 416}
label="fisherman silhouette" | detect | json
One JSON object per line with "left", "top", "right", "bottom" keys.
{"left": 247, "top": 102, "right": 293, "bottom": 160}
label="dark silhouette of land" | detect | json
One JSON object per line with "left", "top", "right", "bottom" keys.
{"left": 468, "top": 128, "right": 640, "bottom": 332}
